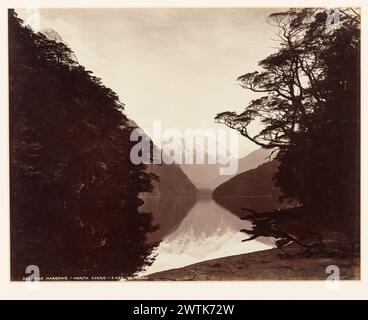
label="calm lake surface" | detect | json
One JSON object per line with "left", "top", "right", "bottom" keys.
{"left": 139, "top": 197, "right": 275, "bottom": 277}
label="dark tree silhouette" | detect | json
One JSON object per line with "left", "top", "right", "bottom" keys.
{"left": 216, "top": 8, "right": 360, "bottom": 243}
{"left": 9, "top": 9, "right": 159, "bottom": 280}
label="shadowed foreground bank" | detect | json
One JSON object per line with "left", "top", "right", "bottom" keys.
{"left": 141, "top": 240, "right": 360, "bottom": 281}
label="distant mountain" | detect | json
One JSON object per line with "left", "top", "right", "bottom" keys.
{"left": 213, "top": 161, "right": 286, "bottom": 217}
{"left": 180, "top": 162, "right": 222, "bottom": 190}
{"left": 144, "top": 163, "right": 197, "bottom": 197}
{"left": 238, "top": 148, "right": 276, "bottom": 173}
{"left": 214, "top": 161, "right": 280, "bottom": 197}
{"left": 42, "top": 28, "right": 68, "bottom": 44}
{"left": 180, "top": 147, "right": 276, "bottom": 190}
{"left": 209, "top": 148, "right": 276, "bottom": 189}
{"left": 127, "top": 120, "right": 197, "bottom": 197}
{"left": 160, "top": 136, "right": 222, "bottom": 190}
{"left": 41, "top": 28, "right": 78, "bottom": 62}
{"left": 127, "top": 121, "right": 197, "bottom": 241}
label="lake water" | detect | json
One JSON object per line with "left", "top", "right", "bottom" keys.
{"left": 139, "top": 197, "right": 275, "bottom": 277}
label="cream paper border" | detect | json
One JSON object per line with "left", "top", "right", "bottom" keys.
{"left": 0, "top": 0, "right": 366, "bottom": 300}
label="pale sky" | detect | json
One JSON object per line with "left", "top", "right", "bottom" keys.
{"left": 16, "top": 8, "right": 282, "bottom": 157}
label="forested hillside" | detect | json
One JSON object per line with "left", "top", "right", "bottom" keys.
{"left": 9, "top": 10, "right": 158, "bottom": 280}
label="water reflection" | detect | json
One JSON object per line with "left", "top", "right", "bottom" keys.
{"left": 214, "top": 195, "right": 286, "bottom": 218}
{"left": 140, "top": 198, "right": 273, "bottom": 277}
{"left": 140, "top": 195, "right": 197, "bottom": 242}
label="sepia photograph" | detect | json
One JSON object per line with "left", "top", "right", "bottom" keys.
{"left": 1, "top": 0, "right": 367, "bottom": 302}
{"left": 8, "top": 5, "right": 361, "bottom": 283}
